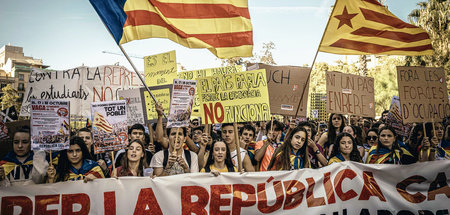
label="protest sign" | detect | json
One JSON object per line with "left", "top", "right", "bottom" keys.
{"left": 30, "top": 99, "right": 70, "bottom": 151}
{"left": 197, "top": 69, "right": 271, "bottom": 124}
{"left": 387, "top": 96, "right": 412, "bottom": 137}
{"left": 167, "top": 79, "right": 197, "bottom": 128}
{"left": 143, "top": 85, "right": 172, "bottom": 123}
{"left": 118, "top": 88, "right": 146, "bottom": 126}
{"left": 178, "top": 65, "right": 242, "bottom": 117}
{"left": 91, "top": 101, "right": 128, "bottom": 153}
{"left": 20, "top": 65, "right": 143, "bottom": 117}
{"left": 397, "top": 66, "right": 449, "bottom": 123}
{"left": 326, "top": 71, "right": 375, "bottom": 118}
{"left": 144, "top": 50, "right": 177, "bottom": 86}
{"left": 248, "top": 63, "right": 311, "bottom": 116}
{"left": 1, "top": 161, "right": 449, "bottom": 214}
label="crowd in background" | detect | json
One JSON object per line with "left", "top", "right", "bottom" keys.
{"left": 1, "top": 105, "right": 449, "bottom": 186}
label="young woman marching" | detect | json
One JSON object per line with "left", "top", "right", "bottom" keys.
{"left": 366, "top": 126, "right": 416, "bottom": 164}
{"left": 47, "top": 136, "right": 104, "bottom": 183}
{"left": 317, "top": 113, "right": 346, "bottom": 158}
{"left": 267, "top": 127, "right": 310, "bottom": 170}
{"left": 112, "top": 139, "right": 148, "bottom": 177}
{"left": 328, "top": 133, "right": 362, "bottom": 165}
{"left": 200, "top": 140, "right": 237, "bottom": 176}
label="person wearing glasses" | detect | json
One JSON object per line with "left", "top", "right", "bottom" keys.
{"left": 363, "top": 128, "right": 378, "bottom": 162}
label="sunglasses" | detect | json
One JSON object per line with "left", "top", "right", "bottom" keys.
{"left": 366, "top": 136, "right": 377, "bottom": 141}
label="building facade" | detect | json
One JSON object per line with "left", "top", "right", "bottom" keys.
{"left": 0, "top": 44, "right": 49, "bottom": 103}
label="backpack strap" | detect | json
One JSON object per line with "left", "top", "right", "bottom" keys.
{"left": 184, "top": 150, "right": 191, "bottom": 168}
{"left": 163, "top": 149, "right": 169, "bottom": 168}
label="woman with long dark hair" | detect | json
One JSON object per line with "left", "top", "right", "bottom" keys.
{"left": 328, "top": 133, "right": 362, "bottom": 165}
{"left": 47, "top": 136, "right": 104, "bottom": 183}
{"left": 112, "top": 139, "right": 148, "bottom": 177}
{"left": 267, "top": 127, "right": 310, "bottom": 170}
{"left": 366, "top": 126, "right": 416, "bottom": 164}
{"left": 317, "top": 113, "right": 346, "bottom": 158}
{"left": 201, "top": 140, "right": 236, "bottom": 176}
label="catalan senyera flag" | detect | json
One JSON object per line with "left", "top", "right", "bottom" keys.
{"left": 93, "top": 112, "right": 113, "bottom": 133}
{"left": 320, "top": 0, "right": 433, "bottom": 55}
{"left": 89, "top": 0, "right": 253, "bottom": 59}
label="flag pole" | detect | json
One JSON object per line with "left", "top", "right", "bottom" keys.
{"left": 95, "top": 15, "right": 167, "bottom": 119}
{"left": 294, "top": 1, "right": 338, "bottom": 118}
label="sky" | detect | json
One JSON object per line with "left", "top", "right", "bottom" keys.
{"left": 0, "top": 0, "right": 424, "bottom": 72}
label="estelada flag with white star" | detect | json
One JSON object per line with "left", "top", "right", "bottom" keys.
{"left": 319, "top": 0, "right": 433, "bottom": 55}
{"left": 1, "top": 106, "right": 18, "bottom": 123}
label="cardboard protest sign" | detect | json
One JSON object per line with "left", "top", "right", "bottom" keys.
{"left": 143, "top": 85, "right": 172, "bottom": 123}
{"left": 30, "top": 99, "right": 70, "bottom": 151}
{"left": 248, "top": 63, "right": 311, "bottom": 116}
{"left": 197, "top": 69, "right": 271, "bottom": 124}
{"left": 20, "top": 65, "right": 143, "bottom": 117}
{"left": 118, "top": 88, "right": 146, "bottom": 126}
{"left": 167, "top": 79, "right": 197, "bottom": 128}
{"left": 326, "top": 71, "right": 375, "bottom": 118}
{"left": 144, "top": 50, "right": 177, "bottom": 86}
{"left": 91, "top": 101, "right": 128, "bottom": 153}
{"left": 397, "top": 66, "right": 449, "bottom": 123}
{"left": 178, "top": 65, "right": 242, "bottom": 117}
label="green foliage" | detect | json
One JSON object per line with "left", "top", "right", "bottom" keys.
{"left": 1, "top": 84, "right": 20, "bottom": 111}
{"left": 406, "top": 0, "right": 449, "bottom": 86}
{"left": 220, "top": 41, "right": 277, "bottom": 66}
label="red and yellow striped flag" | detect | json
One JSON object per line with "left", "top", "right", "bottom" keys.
{"left": 90, "top": 0, "right": 253, "bottom": 59}
{"left": 319, "top": 0, "right": 433, "bottom": 55}
{"left": 93, "top": 112, "right": 113, "bottom": 133}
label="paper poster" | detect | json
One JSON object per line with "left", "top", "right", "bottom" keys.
{"left": 91, "top": 101, "right": 128, "bottom": 153}
{"left": 144, "top": 50, "right": 177, "bottom": 86}
{"left": 248, "top": 63, "right": 310, "bottom": 116}
{"left": 118, "top": 88, "right": 145, "bottom": 126}
{"left": 30, "top": 99, "right": 70, "bottom": 150}
{"left": 326, "top": 71, "right": 375, "bottom": 118}
{"left": 397, "top": 66, "right": 449, "bottom": 123}
{"left": 167, "top": 79, "right": 197, "bottom": 128}
{"left": 178, "top": 65, "right": 242, "bottom": 117}
{"left": 143, "top": 86, "right": 171, "bottom": 123}
{"left": 20, "top": 65, "right": 143, "bottom": 117}
{"left": 197, "top": 69, "right": 271, "bottom": 124}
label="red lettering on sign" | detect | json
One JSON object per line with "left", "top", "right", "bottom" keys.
{"left": 334, "top": 169, "right": 358, "bottom": 201}
{"left": 359, "top": 171, "right": 386, "bottom": 202}
{"left": 61, "top": 193, "right": 90, "bottom": 215}
{"left": 134, "top": 188, "right": 162, "bottom": 215}
{"left": 232, "top": 184, "right": 256, "bottom": 215}
{"left": 1, "top": 196, "right": 33, "bottom": 215}
{"left": 210, "top": 185, "right": 231, "bottom": 215}
{"left": 181, "top": 186, "right": 209, "bottom": 215}
{"left": 36, "top": 195, "right": 59, "bottom": 215}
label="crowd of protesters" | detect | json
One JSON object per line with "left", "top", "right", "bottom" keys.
{"left": 1, "top": 104, "right": 449, "bottom": 186}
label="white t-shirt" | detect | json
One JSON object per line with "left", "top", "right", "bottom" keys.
{"left": 230, "top": 147, "right": 247, "bottom": 168}
{"left": 150, "top": 150, "right": 199, "bottom": 175}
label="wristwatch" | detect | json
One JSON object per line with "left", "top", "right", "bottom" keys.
{"left": 315, "top": 150, "right": 321, "bottom": 155}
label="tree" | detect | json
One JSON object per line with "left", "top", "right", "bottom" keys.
{"left": 1, "top": 84, "right": 20, "bottom": 111}
{"left": 406, "top": 0, "right": 449, "bottom": 86}
{"left": 220, "top": 41, "right": 277, "bottom": 66}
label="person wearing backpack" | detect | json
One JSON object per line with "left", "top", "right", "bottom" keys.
{"left": 150, "top": 127, "right": 198, "bottom": 176}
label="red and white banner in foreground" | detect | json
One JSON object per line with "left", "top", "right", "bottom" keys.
{"left": 1, "top": 161, "right": 449, "bottom": 215}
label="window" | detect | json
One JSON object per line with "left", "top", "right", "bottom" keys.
{"left": 18, "top": 83, "right": 24, "bottom": 91}
{"left": 19, "top": 74, "right": 24, "bottom": 81}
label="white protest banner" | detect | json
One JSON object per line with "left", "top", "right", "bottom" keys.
{"left": 326, "top": 71, "right": 375, "bottom": 118}
{"left": 1, "top": 161, "right": 449, "bottom": 214}
{"left": 397, "top": 66, "right": 449, "bottom": 123}
{"left": 91, "top": 101, "right": 128, "bottom": 153}
{"left": 20, "top": 65, "right": 143, "bottom": 117}
{"left": 30, "top": 99, "right": 70, "bottom": 151}
{"left": 118, "top": 88, "right": 145, "bottom": 126}
{"left": 167, "top": 79, "right": 197, "bottom": 128}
